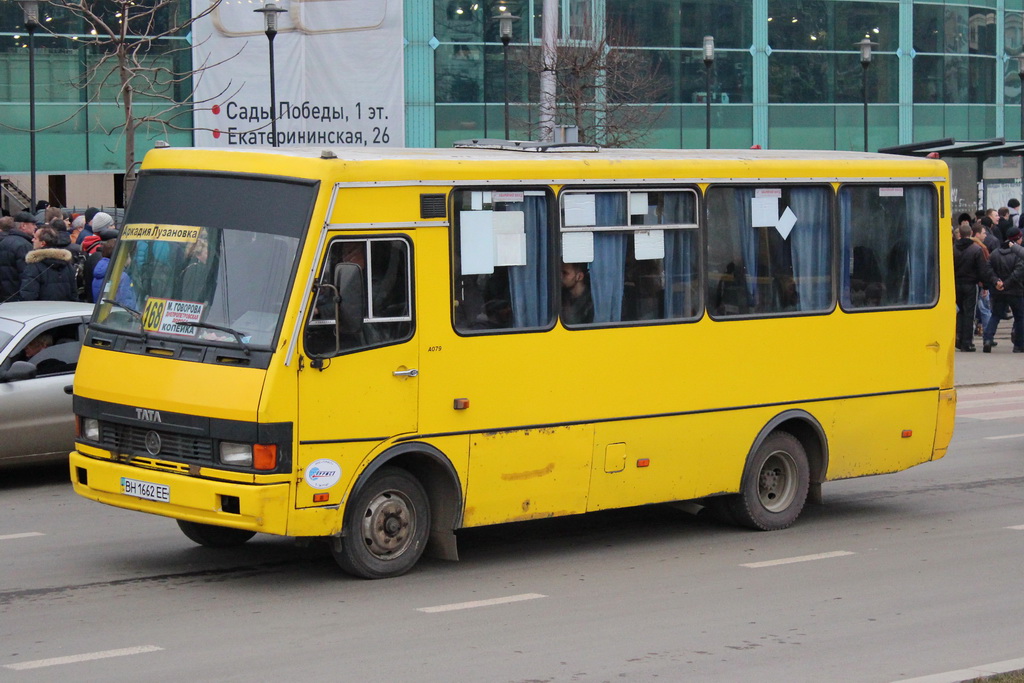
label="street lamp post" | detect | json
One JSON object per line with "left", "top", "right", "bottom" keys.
{"left": 703, "top": 36, "right": 715, "bottom": 149}
{"left": 254, "top": 2, "right": 286, "bottom": 148}
{"left": 495, "top": 10, "right": 518, "bottom": 140}
{"left": 857, "top": 37, "right": 878, "bottom": 152}
{"left": 1017, "top": 52, "right": 1024, "bottom": 139}
{"left": 18, "top": 0, "right": 39, "bottom": 211}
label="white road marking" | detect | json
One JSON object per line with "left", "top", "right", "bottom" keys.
{"left": 417, "top": 593, "right": 547, "bottom": 613}
{"left": 4, "top": 646, "right": 163, "bottom": 671}
{"left": 0, "top": 532, "right": 44, "bottom": 541}
{"left": 958, "top": 409, "right": 1024, "bottom": 421}
{"left": 984, "top": 433, "right": 1024, "bottom": 440}
{"left": 741, "top": 551, "right": 855, "bottom": 568}
{"left": 1008, "top": 525, "right": 1024, "bottom": 530}
{"left": 893, "top": 656, "right": 1024, "bottom": 683}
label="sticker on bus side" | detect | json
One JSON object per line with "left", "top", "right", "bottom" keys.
{"left": 121, "top": 224, "right": 203, "bottom": 243}
{"left": 305, "top": 459, "right": 342, "bottom": 489}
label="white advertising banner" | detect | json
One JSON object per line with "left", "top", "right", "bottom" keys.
{"left": 191, "top": 0, "right": 405, "bottom": 147}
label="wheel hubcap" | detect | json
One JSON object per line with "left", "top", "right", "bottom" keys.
{"left": 360, "top": 490, "right": 414, "bottom": 560}
{"left": 758, "top": 450, "right": 797, "bottom": 513}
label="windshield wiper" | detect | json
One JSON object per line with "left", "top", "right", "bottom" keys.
{"left": 102, "top": 298, "right": 141, "bottom": 320}
{"left": 100, "top": 298, "right": 148, "bottom": 342}
{"left": 173, "top": 319, "right": 250, "bottom": 356}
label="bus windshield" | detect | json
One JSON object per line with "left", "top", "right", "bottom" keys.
{"left": 92, "top": 171, "right": 318, "bottom": 349}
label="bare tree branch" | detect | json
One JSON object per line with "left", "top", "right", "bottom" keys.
{"left": 524, "top": 12, "right": 668, "bottom": 147}
{"left": 38, "top": 0, "right": 234, "bottom": 202}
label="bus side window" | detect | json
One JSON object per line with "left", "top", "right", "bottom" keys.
{"left": 839, "top": 185, "right": 937, "bottom": 310}
{"left": 305, "top": 237, "right": 413, "bottom": 356}
{"left": 560, "top": 189, "right": 700, "bottom": 326}
{"left": 452, "top": 189, "right": 554, "bottom": 333}
{"left": 706, "top": 185, "right": 832, "bottom": 317}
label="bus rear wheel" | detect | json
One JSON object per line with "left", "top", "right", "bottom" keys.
{"left": 177, "top": 520, "right": 256, "bottom": 547}
{"left": 728, "top": 431, "right": 809, "bottom": 531}
{"left": 333, "top": 467, "right": 430, "bottom": 579}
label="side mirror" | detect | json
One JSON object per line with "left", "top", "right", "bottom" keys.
{"left": 0, "top": 361, "right": 39, "bottom": 383}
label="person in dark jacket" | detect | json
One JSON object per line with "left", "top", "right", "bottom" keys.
{"left": 19, "top": 226, "right": 78, "bottom": 302}
{"left": 983, "top": 226, "right": 1024, "bottom": 352}
{"left": 0, "top": 212, "right": 37, "bottom": 302}
{"left": 953, "top": 223, "right": 999, "bottom": 351}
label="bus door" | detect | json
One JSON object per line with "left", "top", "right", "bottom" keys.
{"left": 297, "top": 236, "right": 418, "bottom": 462}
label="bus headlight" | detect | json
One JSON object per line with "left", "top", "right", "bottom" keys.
{"left": 80, "top": 417, "right": 100, "bottom": 441}
{"left": 219, "top": 442, "right": 253, "bottom": 467}
{"left": 219, "top": 442, "right": 278, "bottom": 470}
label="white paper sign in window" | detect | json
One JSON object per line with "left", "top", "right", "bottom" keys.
{"left": 564, "top": 194, "right": 597, "bottom": 227}
{"left": 471, "top": 191, "right": 484, "bottom": 211}
{"left": 493, "top": 211, "right": 527, "bottom": 267}
{"left": 634, "top": 230, "right": 665, "bottom": 260}
{"left": 493, "top": 191, "right": 524, "bottom": 203}
{"left": 460, "top": 211, "right": 494, "bottom": 274}
{"left": 562, "top": 231, "right": 595, "bottom": 263}
{"left": 879, "top": 187, "right": 904, "bottom": 197}
{"left": 751, "top": 197, "right": 779, "bottom": 228}
{"left": 775, "top": 206, "right": 798, "bottom": 240}
{"left": 629, "top": 192, "right": 649, "bottom": 216}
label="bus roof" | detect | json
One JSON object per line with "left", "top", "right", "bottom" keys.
{"left": 141, "top": 144, "right": 949, "bottom": 183}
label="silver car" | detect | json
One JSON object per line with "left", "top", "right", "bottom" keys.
{"left": 0, "top": 301, "right": 93, "bottom": 466}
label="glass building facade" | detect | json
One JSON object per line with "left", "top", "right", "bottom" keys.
{"left": 0, "top": 0, "right": 193, "bottom": 200}
{"left": 3, "top": 0, "right": 1024, "bottom": 185}
{"left": 423, "top": 0, "right": 1024, "bottom": 150}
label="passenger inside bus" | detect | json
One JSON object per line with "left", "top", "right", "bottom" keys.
{"left": 560, "top": 262, "right": 594, "bottom": 325}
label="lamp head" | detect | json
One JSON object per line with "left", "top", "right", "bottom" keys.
{"left": 254, "top": 2, "right": 287, "bottom": 33}
{"left": 17, "top": 0, "right": 40, "bottom": 29}
{"left": 494, "top": 10, "right": 518, "bottom": 45}
{"left": 856, "top": 37, "right": 878, "bottom": 66}
{"left": 703, "top": 35, "right": 715, "bottom": 66}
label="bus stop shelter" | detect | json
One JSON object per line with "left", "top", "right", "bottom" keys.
{"left": 879, "top": 138, "right": 1024, "bottom": 220}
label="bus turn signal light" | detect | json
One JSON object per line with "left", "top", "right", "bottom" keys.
{"left": 453, "top": 398, "right": 470, "bottom": 410}
{"left": 636, "top": 458, "right": 650, "bottom": 468}
{"left": 901, "top": 430, "right": 912, "bottom": 438}
{"left": 253, "top": 444, "right": 278, "bottom": 470}
{"left": 313, "top": 493, "right": 329, "bottom": 503}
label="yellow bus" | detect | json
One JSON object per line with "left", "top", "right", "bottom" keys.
{"left": 69, "top": 141, "right": 957, "bottom": 579}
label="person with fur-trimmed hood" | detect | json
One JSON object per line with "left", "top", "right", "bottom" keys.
{"left": 19, "top": 226, "right": 78, "bottom": 302}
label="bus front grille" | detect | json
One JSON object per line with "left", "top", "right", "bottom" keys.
{"left": 98, "top": 423, "right": 215, "bottom": 463}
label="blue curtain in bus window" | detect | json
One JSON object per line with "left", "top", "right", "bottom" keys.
{"left": 591, "top": 193, "right": 628, "bottom": 323}
{"left": 733, "top": 188, "right": 758, "bottom": 308}
{"left": 663, "top": 192, "right": 698, "bottom": 318}
{"left": 903, "top": 186, "right": 936, "bottom": 304}
{"left": 788, "top": 187, "right": 831, "bottom": 312}
{"left": 506, "top": 195, "right": 550, "bottom": 327}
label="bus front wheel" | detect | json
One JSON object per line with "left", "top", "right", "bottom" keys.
{"left": 177, "top": 520, "right": 256, "bottom": 547}
{"left": 333, "top": 466, "right": 431, "bottom": 579}
{"left": 728, "top": 431, "right": 809, "bottom": 531}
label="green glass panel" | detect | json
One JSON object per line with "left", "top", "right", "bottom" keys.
{"left": 607, "top": 0, "right": 752, "bottom": 49}
{"left": 768, "top": 0, "right": 898, "bottom": 52}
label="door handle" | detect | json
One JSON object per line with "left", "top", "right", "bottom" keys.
{"left": 393, "top": 368, "right": 419, "bottom": 378}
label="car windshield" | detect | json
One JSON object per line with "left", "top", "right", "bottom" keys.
{"left": 0, "top": 318, "right": 22, "bottom": 352}
{"left": 92, "top": 172, "right": 318, "bottom": 349}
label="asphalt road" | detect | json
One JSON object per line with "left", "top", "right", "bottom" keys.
{"left": 1, "top": 390, "right": 1022, "bottom": 682}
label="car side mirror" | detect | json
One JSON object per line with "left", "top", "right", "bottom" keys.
{"left": 0, "top": 361, "right": 39, "bottom": 383}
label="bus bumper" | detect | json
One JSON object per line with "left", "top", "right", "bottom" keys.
{"left": 69, "top": 451, "right": 291, "bottom": 536}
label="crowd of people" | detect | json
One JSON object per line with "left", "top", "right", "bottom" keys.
{"left": 0, "top": 202, "right": 120, "bottom": 305}
{"left": 952, "top": 198, "right": 1024, "bottom": 353}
